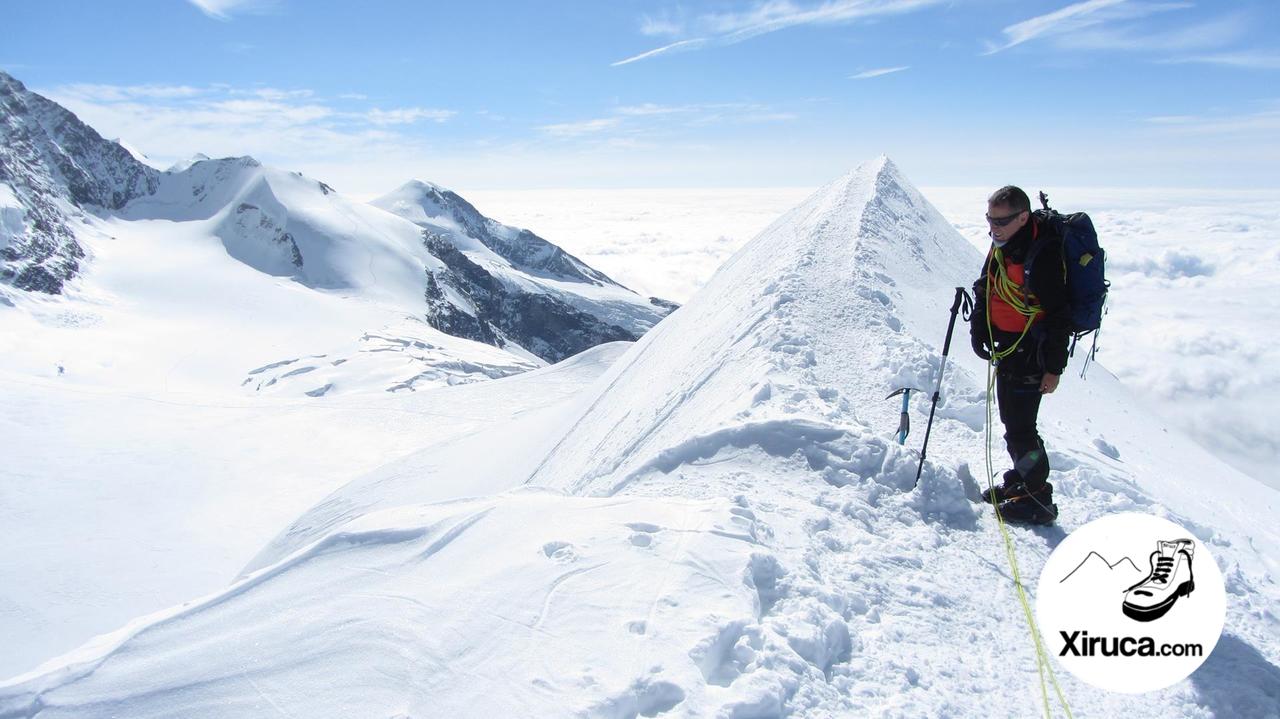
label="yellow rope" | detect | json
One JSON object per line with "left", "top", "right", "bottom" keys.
{"left": 987, "top": 247, "right": 1040, "bottom": 361}
{"left": 983, "top": 267, "right": 1074, "bottom": 718}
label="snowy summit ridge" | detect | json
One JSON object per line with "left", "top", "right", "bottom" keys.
{"left": 527, "top": 154, "right": 978, "bottom": 497}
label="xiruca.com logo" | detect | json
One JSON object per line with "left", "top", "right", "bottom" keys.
{"left": 1037, "top": 513, "right": 1226, "bottom": 694}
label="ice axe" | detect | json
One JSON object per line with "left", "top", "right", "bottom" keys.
{"left": 884, "top": 387, "right": 922, "bottom": 445}
{"left": 914, "top": 286, "right": 973, "bottom": 487}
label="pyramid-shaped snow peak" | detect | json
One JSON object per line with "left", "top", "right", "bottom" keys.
{"left": 527, "top": 156, "right": 982, "bottom": 498}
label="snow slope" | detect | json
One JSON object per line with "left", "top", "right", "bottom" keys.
{"left": 2, "top": 158, "right": 1277, "bottom": 718}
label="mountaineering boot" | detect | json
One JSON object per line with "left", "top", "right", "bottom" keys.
{"left": 996, "top": 481, "right": 1057, "bottom": 525}
{"left": 981, "top": 469, "right": 1023, "bottom": 504}
{"left": 982, "top": 442, "right": 1050, "bottom": 504}
{"left": 1122, "top": 539, "right": 1196, "bottom": 622}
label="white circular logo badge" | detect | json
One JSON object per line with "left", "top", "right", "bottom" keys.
{"left": 1037, "top": 512, "right": 1225, "bottom": 694}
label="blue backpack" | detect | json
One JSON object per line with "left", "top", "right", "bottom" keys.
{"left": 1026, "top": 192, "right": 1109, "bottom": 371}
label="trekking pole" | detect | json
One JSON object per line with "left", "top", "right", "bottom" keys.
{"left": 914, "top": 286, "right": 973, "bottom": 487}
{"left": 885, "top": 387, "right": 923, "bottom": 445}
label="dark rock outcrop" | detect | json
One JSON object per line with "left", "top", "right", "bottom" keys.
{"left": 422, "top": 232, "right": 637, "bottom": 362}
{"left": 0, "top": 71, "right": 159, "bottom": 293}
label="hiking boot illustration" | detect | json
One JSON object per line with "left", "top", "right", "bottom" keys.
{"left": 1122, "top": 539, "right": 1195, "bottom": 622}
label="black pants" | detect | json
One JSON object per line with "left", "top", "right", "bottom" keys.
{"left": 994, "top": 337, "right": 1050, "bottom": 488}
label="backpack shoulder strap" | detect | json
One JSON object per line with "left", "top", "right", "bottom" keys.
{"left": 1024, "top": 212, "right": 1065, "bottom": 286}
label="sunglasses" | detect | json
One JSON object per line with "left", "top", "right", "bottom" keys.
{"left": 985, "top": 211, "right": 1025, "bottom": 227}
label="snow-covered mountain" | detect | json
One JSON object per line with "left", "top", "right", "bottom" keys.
{"left": 4, "top": 157, "right": 1275, "bottom": 718}
{"left": 373, "top": 180, "right": 676, "bottom": 362}
{"left": 0, "top": 70, "right": 673, "bottom": 368}
{"left": 0, "top": 72, "right": 157, "bottom": 293}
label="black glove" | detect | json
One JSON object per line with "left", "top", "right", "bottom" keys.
{"left": 971, "top": 332, "right": 991, "bottom": 361}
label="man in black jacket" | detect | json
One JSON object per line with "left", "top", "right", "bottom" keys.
{"left": 970, "top": 185, "right": 1070, "bottom": 525}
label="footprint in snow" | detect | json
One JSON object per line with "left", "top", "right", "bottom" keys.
{"left": 627, "top": 522, "right": 661, "bottom": 548}
{"left": 541, "top": 541, "right": 577, "bottom": 563}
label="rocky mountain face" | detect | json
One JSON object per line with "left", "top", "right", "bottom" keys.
{"left": 0, "top": 71, "right": 676, "bottom": 363}
{"left": 376, "top": 181, "right": 677, "bottom": 363}
{"left": 0, "top": 71, "right": 158, "bottom": 293}
{"left": 388, "top": 181, "right": 614, "bottom": 286}
{"left": 421, "top": 232, "right": 638, "bottom": 362}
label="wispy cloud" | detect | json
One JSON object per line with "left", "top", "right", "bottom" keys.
{"left": 538, "top": 118, "right": 622, "bottom": 137}
{"left": 250, "top": 87, "right": 314, "bottom": 101}
{"left": 850, "top": 65, "right": 910, "bottom": 79}
{"left": 616, "top": 103, "right": 692, "bottom": 116}
{"left": 706, "top": 0, "right": 940, "bottom": 42}
{"left": 56, "top": 83, "right": 204, "bottom": 101}
{"left": 187, "top": 0, "right": 279, "bottom": 21}
{"left": 1163, "top": 51, "right": 1280, "bottom": 70}
{"left": 612, "top": 39, "right": 708, "bottom": 67}
{"left": 1055, "top": 12, "right": 1248, "bottom": 53}
{"left": 39, "top": 82, "right": 456, "bottom": 173}
{"left": 1143, "top": 104, "right": 1280, "bottom": 135}
{"left": 982, "top": 0, "right": 1189, "bottom": 55}
{"left": 640, "top": 13, "right": 685, "bottom": 37}
{"left": 367, "top": 107, "right": 457, "bottom": 125}
{"left": 614, "top": 0, "right": 943, "bottom": 66}
{"left": 539, "top": 102, "right": 797, "bottom": 142}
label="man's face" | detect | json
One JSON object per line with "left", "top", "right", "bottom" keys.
{"left": 986, "top": 202, "right": 1028, "bottom": 243}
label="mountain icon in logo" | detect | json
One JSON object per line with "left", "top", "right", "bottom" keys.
{"left": 1058, "top": 551, "right": 1144, "bottom": 586}
{"left": 1121, "top": 538, "right": 1196, "bottom": 623}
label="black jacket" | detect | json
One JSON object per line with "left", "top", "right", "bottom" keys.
{"left": 970, "top": 215, "right": 1071, "bottom": 375}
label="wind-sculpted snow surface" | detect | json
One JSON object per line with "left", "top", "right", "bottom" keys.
{"left": 0, "top": 493, "right": 767, "bottom": 719}
{"left": 4, "top": 157, "right": 1278, "bottom": 718}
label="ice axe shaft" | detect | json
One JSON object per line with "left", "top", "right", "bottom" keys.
{"left": 885, "top": 387, "right": 922, "bottom": 445}
{"left": 914, "top": 286, "right": 973, "bottom": 486}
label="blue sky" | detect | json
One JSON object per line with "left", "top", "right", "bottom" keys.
{"left": 3, "top": 0, "right": 1278, "bottom": 194}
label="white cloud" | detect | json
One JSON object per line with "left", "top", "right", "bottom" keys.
{"left": 187, "top": 0, "right": 278, "bottom": 20}
{"left": 56, "top": 83, "right": 204, "bottom": 101}
{"left": 612, "top": 39, "right": 708, "bottom": 67}
{"left": 249, "top": 88, "right": 314, "bottom": 101}
{"left": 1056, "top": 12, "right": 1247, "bottom": 53}
{"left": 614, "top": 0, "right": 942, "bottom": 66}
{"left": 640, "top": 14, "right": 685, "bottom": 37}
{"left": 538, "top": 118, "right": 622, "bottom": 137}
{"left": 366, "top": 107, "right": 457, "bottom": 125}
{"left": 37, "top": 82, "right": 458, "bottom": 192}
{"left": 708, "top": 0, "right": 941, "bottom": 41}
{"left": 1142, "top": 107, "right": 1280, "bottom": 135}
{"left": 1164, "top": 51, "right": 1280, "bottom": 70}
{"left": 617, "top": 103, "right": 695, "bottom": 116}
{"left": 982, "top": 0, "right": 1190, "bottom": 55}
{"left": 850, "top": 66, "right": 910, "bottom": 79}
